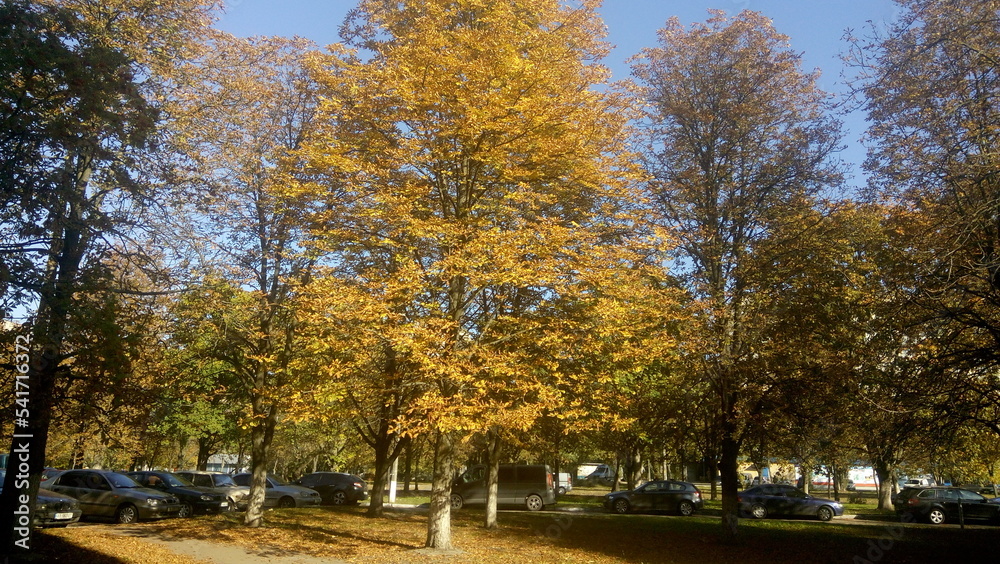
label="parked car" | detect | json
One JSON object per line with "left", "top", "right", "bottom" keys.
{"left": 902, "top": 477, "right": 936, "bottom": 488}
{"left": 0, "top": 469, "right": 82, "bottom": 527}
{"left": 556, "top": 472, "right": 573, "bottom": 495}
{"left": 738, "top": 484, "right": 844, "bottom": 522}
{"left": 295, "top": 472, "right": 368, "bottom": 505}
{"left": 174, "top": 470, "right": 250, "bottom": 511}
{"left": 957, "top": 483, "right": 1000, "bottom": 496}
{"left": 43, "top": 469, "right": 181, "bottom": 524}
{"left": 232, "top": 473, "right": 322, "bottom": 508}
{"left": 451, "top": 464, "right": 556, "bottom": 511}
{"left": 893, "top": 486, "right": 1000, "bottom": 525}
{"left": 603, "top": 480, "right": 703, "bottom": 516}
{"left": 126, "top": 471, "right": 230, "bottom": 517}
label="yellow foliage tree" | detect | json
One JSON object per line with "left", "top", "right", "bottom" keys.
{"left": 288, "top": 0, "right": 681, "bottom": 549}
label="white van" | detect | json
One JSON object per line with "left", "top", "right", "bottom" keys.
{"left": 556, "top": 472, "right": 573, "bottom": 495}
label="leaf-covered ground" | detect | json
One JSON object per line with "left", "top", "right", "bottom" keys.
{"left": 17, "top": 501, "right": 1000, "bottom": 564}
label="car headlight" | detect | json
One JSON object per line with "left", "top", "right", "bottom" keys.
{"left": 147, "top": 498, "right": 161, "bottom": 506}
{"left": 37, "top": 503, "right": 49, "bottom": 512}
{"left": 200, "top": 495, "right": 213, "bottom": 501}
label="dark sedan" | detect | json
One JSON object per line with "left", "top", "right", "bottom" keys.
{"left": 603, "top": 480, "right": 703, "bottom": 516}
{"left": 43, "top": 469, "right": 182, "bottom": 524}
{"left": 739, "top": 484, "right": 843, "bottom": 522}
{"left": 127, "top": 471, "right": 230, "bottom": 517}
{"left": 295, "top": 472, "right": 368, "bottom": 506}
{"left": 0, "top": 469, "right": 82, "bottom": 527}
{"left": 893, "top": 486, "right": 1000, "bottom": 525}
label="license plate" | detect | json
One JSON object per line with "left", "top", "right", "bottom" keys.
{"left": 220, "top": 502, "right": 229, "bottom": 507}
{"left": 54, "top": 512, "right": 74, "bottom": 520}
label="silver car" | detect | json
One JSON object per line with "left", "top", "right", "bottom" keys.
{"left": 232, "top": 473, "right": 321, "bottom": 508}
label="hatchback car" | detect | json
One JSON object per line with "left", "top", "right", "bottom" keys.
{"left": 232, "top": 473, "right": 322, "bottom": 508}
{"left": 126, "top": 471, "right": 230, "bottom": 517}
{"left": 43, "top": 469, "right": 182, "bottom": 524}
{"left": 739, "top": 484, "right": 843, "bottom": 521}
{"left": 174, "top": 470, "right": 250, "bottom": 510}
{"left": 893, "top": 486, "right": 1000, "bottom": 524}
{"left": 295, "top": 472, "right": 368, "bottom": 505}
{"left": 604, "top": 480, "right": 703, "bottom": 515}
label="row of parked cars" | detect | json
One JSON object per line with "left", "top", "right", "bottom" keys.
{"left": 603, "top": 479, "right": 1000, "bottom": 526}
{"left": 27, "top": 469, "right": 370, "bottom": 525}
{"left": 603, "top": 481, "right": 845, "bottom": 521}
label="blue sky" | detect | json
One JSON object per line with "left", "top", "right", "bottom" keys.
{"left": 215, "top": 0, "right": 901, "bottom": 186}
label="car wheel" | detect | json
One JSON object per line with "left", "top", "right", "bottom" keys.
{"left": 277, "top": 496, "right": 296, "bottom": 509}
{"left": 678, "top": 500, "right": 695, "bottom": 517}
{"left": 115, "top": 503, "right": 138, "bottom": 524}
{"left": 332, "top": 491, "right": 347, "bottom": 505}
{"left": 526, "top": 494, "right": 544, "bottom": 511}
{"left": 928, "top": 507, "right": 946, "bottom": 524}
{"left": 227, "top": 497, "right": 238, "bottom": 511}
{"left": 750, "top": 503, "right": 767, "bottom": 519}
{"left": 817, "top": 506, "right": 834, "bottom": 522}
{"left": 557, "top": 486, "right": 566, "bottom": 496}
{"left": 613, "top": 498, "right": 630, "bottom": 514}
{"left": 450, "top": 494, "right": 464, "bottom": 510}
{"left": 178, "top": 503, "right": 193, "bottom": 518}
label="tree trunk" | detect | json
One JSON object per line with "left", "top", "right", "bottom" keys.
{"left": 627, "top": 448, "right": 642, "bottom": 490}
{"left": 196, "top": 436, "right": 214, "bottom": 471}
{"left": 403, "top": 441, "right": 414, "bottom": 493}
{"left": 244, "top": 397, "right": 279, "bottom": 528}
{"left": 0, "top": 170, "right": 89, "bottom": 555}
{"left": 367, "top": 423, "right": 409, "bottom": 518}
{"left": 367, "top": 428, "right": 391, "bottom": 518}
{"left": 484, "top": 430, "right": 501, "bottom": 529}
{"left": 720, "top": 432, "right": 741, "bottom": 543}
{"left": 873, "top": 460, "right": 894, "bottom": 510}
{"left": 425, "top": 431, "right": 456, "bottom": 550}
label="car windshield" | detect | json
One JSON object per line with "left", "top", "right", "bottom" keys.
{"left": 161, "top": 474, "right": 193, "bottom": 487}
{"left": 107, "top": 473, "right": 141, "bottom": 488}
{"left": 269, "top": 475, "right": 289, "bottom": 486}
{"left": 213, "top": 474, "right": 238, "bottom": 487}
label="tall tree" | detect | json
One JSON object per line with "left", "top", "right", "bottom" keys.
{"left": 631, "top": 10, "right": 844, "bottom": 539}
{"left": 850, "top": 0, "right": 1000, "bottom": 438}
{"left": 292, "top": 0, "right": 664, "bottom": 549}
{"left": 160, "top": 32, "right": 320, "bottom": 527}
{"left": 0, "top": 0, "right": 216, "bottom": 554}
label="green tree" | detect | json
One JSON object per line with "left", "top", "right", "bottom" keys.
{"left": 0, "top": 0, "right": 215, "bottom": 553}
{"left": 850, "top": 0, "right": 1000, "bottom": 442}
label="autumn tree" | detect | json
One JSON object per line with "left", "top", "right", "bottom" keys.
{"left": 849, "top": 0, "right": 1000, "bottom": 447}
{"left": 158, "top": 31, "right": 320, "bottom": 527}
{"left": 291, "top": 0, "right": 673, "bottom": 549}
{"left": 631, "top": 10, "right": 844, "bottom": 538}
{"left": 0, "top": 0, "right": 217, "bottom": 554}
